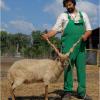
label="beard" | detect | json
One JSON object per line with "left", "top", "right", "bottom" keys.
{"left": 67, "top": 8, "right": 74, "bottom": 13}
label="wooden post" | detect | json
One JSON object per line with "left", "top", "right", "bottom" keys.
{"left": 97, "top": 50, "right": 100, "bottom": 67}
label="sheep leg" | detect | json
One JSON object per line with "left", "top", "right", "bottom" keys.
{"left": 10, "top": 79, "right": 24, "bottom": 100}
{"left": 10, "top": 88, "right": 16, "bottom": 100}
{"left": 45, "top": 85, "right": 48, "bottom": 100}
{"left": 8, "top": 80, "right": 16, "bottom": 100}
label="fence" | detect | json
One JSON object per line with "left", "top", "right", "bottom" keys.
{"left": 1, "top": 49, "right": 100, "bottom": 66}
{"left": 86, "top": 49, "right": 100, "bottom": 67}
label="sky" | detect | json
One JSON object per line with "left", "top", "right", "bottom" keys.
{"left": 0, "top": 0, "right": 100, "bottom": 34}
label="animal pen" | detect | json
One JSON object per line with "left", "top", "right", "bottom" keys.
{"left": 0, "top": 46, "right": 100, "bottom": 100}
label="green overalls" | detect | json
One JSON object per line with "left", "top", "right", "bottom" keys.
{"left": 61, "top": 11, "right": 86, "bottom": 97}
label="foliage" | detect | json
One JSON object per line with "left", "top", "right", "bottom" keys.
{"left": 0, "top": 30, "right": 60, "bottom": 58}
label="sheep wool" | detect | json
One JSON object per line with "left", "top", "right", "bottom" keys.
{"left": 7, "top": 59, "right": 64, "bottom": 90}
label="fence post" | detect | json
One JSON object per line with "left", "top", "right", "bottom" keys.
{"left": 97, "top": 50, "right": 100, "bottom": 67}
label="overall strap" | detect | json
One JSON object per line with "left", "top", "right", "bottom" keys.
{"left": 79, "top": 11, "right": 83, "bottom": 19}
{"left": 67, "top": 14, "right": 71, "bottom": 20}
{"left": 65, "top": 12, "right": 71, "bottom": 20}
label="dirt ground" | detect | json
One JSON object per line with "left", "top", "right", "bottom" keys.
{"left": 0, "top": 57, "right": 99, "bottom": 100}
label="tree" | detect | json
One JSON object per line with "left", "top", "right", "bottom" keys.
{"left": 0, "top": 31, "right": 9, "bottom": 55}
{"left": 0, "top": 30, "right": 61, "bottom": 58}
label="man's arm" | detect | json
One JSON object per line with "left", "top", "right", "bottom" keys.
{"left": 42, "top": 30, "right": 57, "bottom": 40}
{"left": 82, "top": 30, "right": 92, "bottom": 41}
{"left": 82, "top": 12, "right": 92, "bottom": 41}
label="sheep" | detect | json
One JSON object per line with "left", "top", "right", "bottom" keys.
{"left": 7, "top": 58, "right": 68, "bottom": 100}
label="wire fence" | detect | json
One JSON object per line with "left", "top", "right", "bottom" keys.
{"left": 1, "top": 49, "right": 100, "bottom": 66}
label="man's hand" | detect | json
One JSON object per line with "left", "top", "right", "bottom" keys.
{"left": 42, "top": 30, "right": 57, "bottom": 40}
{"left": 82, "top": 31, "right": 92, "bottom": 41}
{"left": 41, "top": 34, "right": 48, "bottom": 40}
{"left": 82, "top": 35, "right": 88, "bottom": 41}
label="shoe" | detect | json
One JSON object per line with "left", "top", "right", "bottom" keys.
{"left": 62, "top": 93, "right": 71, "bottom": 100}
{"left": 77, "top": 94, "right": 92, "bottom": 100}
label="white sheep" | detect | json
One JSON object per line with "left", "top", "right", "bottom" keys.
{"left": 7, "top": 58, "right": 67, "bottom": 100}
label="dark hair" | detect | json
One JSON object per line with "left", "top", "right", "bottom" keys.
{"left": 63, "top": 0, "right": 76, "bottom": 7}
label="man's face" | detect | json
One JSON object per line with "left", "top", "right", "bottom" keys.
{"left": 65, "top": 1, "right": 75, "bottom": 13}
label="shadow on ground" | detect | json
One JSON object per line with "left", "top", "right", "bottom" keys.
{"left": 8, "top": 89, "right": 79, "bottom": 100}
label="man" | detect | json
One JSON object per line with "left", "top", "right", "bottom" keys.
{"left": 42, "top": 0, "right": 92, "bottom": 100}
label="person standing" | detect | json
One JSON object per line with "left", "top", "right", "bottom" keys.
{"left": 42, "top": 0, "right": 92, "bottom": 100}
